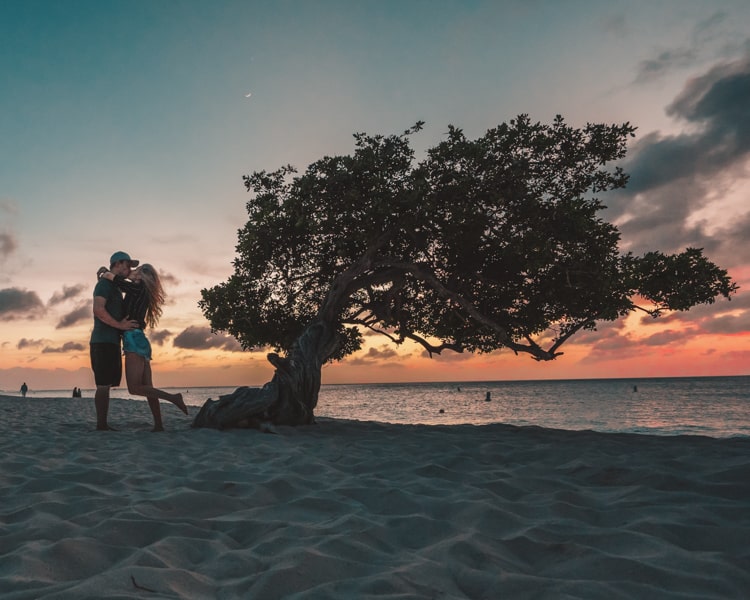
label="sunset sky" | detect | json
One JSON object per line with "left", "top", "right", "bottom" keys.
{"left": 2, "top": 0, "right": 749, "bottom": 392}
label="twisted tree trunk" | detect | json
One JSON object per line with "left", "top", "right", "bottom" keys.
{"left": 191, "top": 320, "right": 340, "bottom": 429}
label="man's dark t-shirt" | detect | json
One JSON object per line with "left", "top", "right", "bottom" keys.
{"left": 90, "top": 278, "right": 124, "bottom": 345}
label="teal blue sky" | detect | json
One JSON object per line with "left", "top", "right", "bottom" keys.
{"left": 2, "top": 0, "right": 750, "bottom": 390}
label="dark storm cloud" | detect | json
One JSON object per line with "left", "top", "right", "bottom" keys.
{"left": 581, "top": 324, "right": 710, "bottom": 362}
{"left": 56, "top": 303, "right": 90, "bottom": 329}
{"left": 580, "top": 290, "right": 749, "bottom": 360}
{"left": 700, "top": 311, "right": 750, "bottom": 334}
{"left": 641, "top": 328, "right": 697, "bottom": 346}
{"left": 149, "top": 329, "right": 172, "bottom": 346}
{"left": 668, "top": 64, "right": 750, "bottom": 142}
{"left": 18, "top": 338, "right": 45, "bottom": 349}
{"left": 590, "top": 330, "right": 636, "bottom": 352}
{"left": 722, "top": 210, "right": 750, "bottom": 251}
{"left": 48, "top": 284, "right": 85, "bottom": 306}
{"left": 42, "top": 341, "right": 86, "bottom": 353}
{"left": 608, "top": 49, "right": 750, "bottom": 265}
{"left": 348, "top": 345, "right": 402, "bottom": 365}
{"left": 173, "top": 326, "right": 242, "bottom": 351}
{"left": 579, "top": 333, "right": 642, "bottom": 363}
{"left": 627, "top": 55, "right": 750, "bottom": 194}
{"left": 575, "top": 319, "right": 679, "bottom": 361}
{"left": 0, "top": 288, "right": 44, "bottom": 319}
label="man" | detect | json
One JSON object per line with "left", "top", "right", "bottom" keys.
{"left": 90, "top": 251, "right": 139, "bottom": 430}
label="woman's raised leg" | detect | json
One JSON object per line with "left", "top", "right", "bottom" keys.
{"left": 125, "top": 353, "right": 187, "bottom": 429}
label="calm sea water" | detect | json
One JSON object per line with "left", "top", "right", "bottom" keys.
{"left": 19, "top": 376, "right": 750, "bottom": 438}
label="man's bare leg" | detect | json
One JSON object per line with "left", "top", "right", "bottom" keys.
{"left": 94, "top": 385, "right": 115, "bottom": 430}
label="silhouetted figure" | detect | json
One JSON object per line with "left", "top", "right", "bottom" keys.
{"left": 633, "top": 385, "right": 638, "bottom": 393}
{"left": 99, "top": 263, "right": 187, "bottom": 431}
{"left": 485, "top": 391, "right": 491, "bottom": 402}
{"left": 91, "top": 251, "right": 140, "bottom": 430}
{"left": 20, "top": 382, "right": 28, "bottom": 397}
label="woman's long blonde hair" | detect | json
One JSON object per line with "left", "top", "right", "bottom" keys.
{"left": 138, "top": 264, "right": 165, "bottom": 329}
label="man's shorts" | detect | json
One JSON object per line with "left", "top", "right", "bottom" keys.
{"left": 90, "top": 343, "right": 122, "bottom": 387}
{"left": 123, "top": 329, "right": 152, "bottom": 361}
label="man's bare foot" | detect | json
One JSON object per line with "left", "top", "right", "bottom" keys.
{"left": 96, "top": 424, "right": 117, "bottom": 431}
{"left": 173, "top": 393, "right": 188, "bottom": 415}
{"left": 152, "top": 425, "right": 165, "bottom": 432}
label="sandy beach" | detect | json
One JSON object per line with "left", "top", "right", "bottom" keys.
{"left": 1, "top": 395, "right": 749, "bottom": 599}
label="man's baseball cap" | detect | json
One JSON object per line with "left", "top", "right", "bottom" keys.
{"left": 110, "top": 251, "right": 139, "bottom": 267}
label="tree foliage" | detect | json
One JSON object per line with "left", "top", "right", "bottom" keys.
{"left": 200, "top": 115, "right": 737, "bottom": 367}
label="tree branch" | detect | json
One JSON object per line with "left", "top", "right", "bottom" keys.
{"left": 343, "top": 258, "right": 561, "bottom": 361}
{"left": 318, "top": 228, "right": 400, "bottom": 322}
{"left": 400, "top": 331, "right": 464, "bottom": 356}
{"left": 546, "top": 320, "right": 592, "bottom": 356}
{"left": 404, "top": 262, "right": 562, "bottom": 359}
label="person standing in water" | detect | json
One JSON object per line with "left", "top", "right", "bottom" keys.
{"left": 98, "top": 263, "right": 188, "bottom": 431}
{"left": 20, "top": 382, "right": 28, "bottom": 397}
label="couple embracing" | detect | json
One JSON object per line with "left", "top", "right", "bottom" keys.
{"left": 90, "top": 250, "right": 188, "bottom": 431}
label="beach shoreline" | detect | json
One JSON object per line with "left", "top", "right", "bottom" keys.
{"left": 7, "top": 375, "right": 749, "bottom": 436}
{"left": 2, "top": 395, "right": 749, "bottom": 598}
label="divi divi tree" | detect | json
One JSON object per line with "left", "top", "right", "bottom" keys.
{"left": 194, "top": 116, "right": 736, "bottom": 428}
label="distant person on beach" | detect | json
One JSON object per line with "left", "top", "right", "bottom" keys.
{"left": 20, "top": 382, "right": 28, "bottom": 397}
{"left": 90, "top": 251, "right": 140, "bottom": 430}
{"left": 98, "top": 262, "right": 188, "bottom": 431}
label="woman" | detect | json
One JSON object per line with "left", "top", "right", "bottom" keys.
{"left": 98, "top": 264, "right": 188, "bottom": 431}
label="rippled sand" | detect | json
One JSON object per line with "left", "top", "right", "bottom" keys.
{"left": 1, "top": 395, "right": 749, "bottom": 598}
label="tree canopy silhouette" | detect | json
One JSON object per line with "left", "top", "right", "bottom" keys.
{"left": 194, "top": 115, "right": 736, "bottom": 429}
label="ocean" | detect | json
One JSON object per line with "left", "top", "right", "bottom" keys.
{"left": 15, "top": 375, "right": 750, "bottom": 438}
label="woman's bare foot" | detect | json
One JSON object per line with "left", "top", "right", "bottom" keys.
{"left": 172, "top": 393, "right": 188, "bottom": 415}
{"left": 152, "top": 425, "right": 165, "bottom": 432}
